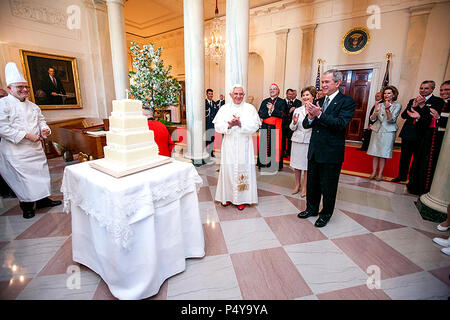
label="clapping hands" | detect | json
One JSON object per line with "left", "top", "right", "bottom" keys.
{"left": 374, "top": 101, "right": 382, "bottom": 114}
{"left": 266, "top": 102, "right": 274, "bottom": 114}
{"left": 407, "top": 108, "right": 420, "bottom": 119}
{"left": 412, "top": 95, "right": 426, "bottom": 108}
{"left": 292, "top": 113, "right": 300, "bottom": 125}
{"left": 430, "top": 108, "right": 440, "bottom": 120}
{"left": 228, "top": 115, "right": 241, "bottom": 129}
{"left": 306, "top": 101, "right": 321, "bottom": 120}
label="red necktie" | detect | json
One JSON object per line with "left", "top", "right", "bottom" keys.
{"left": 52, "top": 77, "right": 56, "bottom": 86}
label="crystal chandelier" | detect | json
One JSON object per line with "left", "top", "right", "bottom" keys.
{"left": 204, "top": 0, "right": 225, "bottom": 62}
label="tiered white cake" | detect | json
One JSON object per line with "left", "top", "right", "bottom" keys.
{"left": 90, "top": 99, "right": 171, "bottom": 177}
{"left": 104, "top": 99, "right": 159, "bottom": 167}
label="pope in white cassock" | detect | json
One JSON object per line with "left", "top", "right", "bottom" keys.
{"left": 213, "top": 85, "right": 261, "bottom": 211}
{"left": 0, "top": 62, "right": 61, "bottom": 219}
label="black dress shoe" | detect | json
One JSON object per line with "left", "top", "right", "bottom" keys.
{"left": 314, "top": 216, "right": 330, "bottom": 228}
{"left": 22, "top": 210, "right": 35, "bottom": 219}
{"left": 391, "top": 177, "right": 405, "bottom": 183}
{"left": 297, "top": 210, "right": 319, "bottom": 219}
{"left": 36, "top": 197, "right": 62, "bottom": 209}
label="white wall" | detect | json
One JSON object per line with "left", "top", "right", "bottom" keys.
{"left": 127, "top": 0, "right": 449, "bottom": 122}
{"left": 0, "top": 0, "right": 115, "bottom": 122}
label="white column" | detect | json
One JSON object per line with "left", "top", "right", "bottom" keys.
{"left": 183, "top": 0, "right": 207, "bottom": 164}
{"left": 299, "top": 24, "right": 317, "bottom": 90}
{"left": 274, "top": 28, "right": 289, "bottom": 95}
{"left": 419, "top": 127, "right": 450, "bottom": 215}
{"left": 105, "top": 0, "right": 129, "bottom": 100}
{"left": 225, "top": 0, "right": 249, "bottom": 98}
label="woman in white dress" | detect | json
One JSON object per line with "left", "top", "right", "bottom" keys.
{"left": 289, "top": 86, "right": 315, "bottom": 197}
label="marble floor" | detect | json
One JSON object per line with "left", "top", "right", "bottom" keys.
{"left": 0, "top": 154, "right": 449, "bottom": 300}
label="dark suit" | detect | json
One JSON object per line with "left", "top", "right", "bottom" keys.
{"left": 205, "top": 99, "right": 219, "bottom": 157}
{"left": 283, "top": 98, "right": 302, "bottom": 157}
{"left": 41, "top": 75, "right": 65, "bottom": 105}
{"left": 396, "top": 95, "right": 443, "bottom": 180}
{"left": 406, "top": 95, "right": 445, "bottom": 194}
{"left": 216, "top": 99, "right": 225, "bottom": 107}
{"left": 302, "top": 91, "right": 356, "bottom": 220}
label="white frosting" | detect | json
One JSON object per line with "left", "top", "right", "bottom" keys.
{"left": 103, "top": 99, "right": 160, "bottom": 166}
{"left": 106, "top": 130, "right": 154, "bottom": 146}
{"left": 109, "top": 115, "right": 148, "bottom": 130}
{"left": 104, "top": 144, "right": 159, "bottom": 164}
{"left": 112, "top": 99, "right": 142, "bottom": 113}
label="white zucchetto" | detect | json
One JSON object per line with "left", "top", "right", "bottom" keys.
{"left": 5, "top": 62, "right": 26, "bottom": 86}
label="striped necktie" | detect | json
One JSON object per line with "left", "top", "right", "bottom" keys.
{"left": 323, "top": 96, "right": 330, "bottom": 112}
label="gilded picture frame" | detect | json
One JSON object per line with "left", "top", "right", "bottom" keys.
{"left": 341, "top": 27, "right": 371, "bottom": 55}
{"left": 20, "top": 50, "right": 82, "bottom": 109}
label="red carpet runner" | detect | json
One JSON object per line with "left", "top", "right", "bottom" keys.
{"left": 172, "top": 127, "right": 401, "bottom": 180}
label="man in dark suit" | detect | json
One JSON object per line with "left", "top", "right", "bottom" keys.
{"left": 205, "top": 88, "right": 218, "bottom": 158}
{"left": 392, "top": 80, "right": 444, "bottom": 182}
{"left": 357, "top": 91, "right": 382, "bottom": 151}
{"left": 41, "top": 67, "right": 65, "bottom": 105}
{"left": 297, "top": 69, "right": 356, "bottom": 228}
{"left": 216, "top": 94, "right": 225, "bottom": 107}
{"left": 283, "top": 88, "right": 302, "bottom": 158}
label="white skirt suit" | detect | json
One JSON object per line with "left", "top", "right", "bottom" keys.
{"left": 289, "top": 106, "right": 312, "bottom": 170}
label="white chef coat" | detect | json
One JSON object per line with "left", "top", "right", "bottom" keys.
{"left": 0, "top": 94, "right": 51, "bottom": 201}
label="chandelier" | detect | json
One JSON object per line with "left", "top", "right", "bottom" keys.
{"left": 204, "top": 0, "right": 225, "bottom": 62}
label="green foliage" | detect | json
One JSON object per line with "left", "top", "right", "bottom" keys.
{"left": 129, "top": 41, "right": 182, "bottom": 111}
{"left": 158, "top": 118, "right": 173, "bottom": 126}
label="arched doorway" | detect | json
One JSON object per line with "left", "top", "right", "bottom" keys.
{"left": 248, "top": 52, "right": 264, "bottom": 110}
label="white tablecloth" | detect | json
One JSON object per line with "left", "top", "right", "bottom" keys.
{"left": 61, "top": 160, "right": 205, "bottom": 300}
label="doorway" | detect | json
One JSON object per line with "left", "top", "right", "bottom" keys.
{"left": 338, "top": 69, "right": 373, "bottom": 141}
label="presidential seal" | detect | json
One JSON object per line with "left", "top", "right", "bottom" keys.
{"left": 342, "top": 27, "right": 370, "bottom": 55}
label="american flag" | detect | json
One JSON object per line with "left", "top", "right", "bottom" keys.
{"left": 315, "top": 63, "right": 321, "bottom": 91}
{"left": 381, "top": 56, "right": 391, "bottom": 89}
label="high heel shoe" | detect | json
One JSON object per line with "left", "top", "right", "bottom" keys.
{"left": 300, "top": 190, "right": 306, "bottom": 198}
{"left": 376, "top": 175, "right": 383, "bottom": 181}
{"left": 292, "top": 187, "right": 300, "bottom": 195}
{"left": 368, "top": 173, "right": 376, "bottom": 180}
{"left": 437, "top": 223, "right": 450, "bottom": 232}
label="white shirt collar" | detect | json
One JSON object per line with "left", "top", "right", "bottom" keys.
{"left": 425, "top": 94, "right": 432, "bottom": 101}
{"left": 325, "top": 90, "right": 339, "bottom": 103}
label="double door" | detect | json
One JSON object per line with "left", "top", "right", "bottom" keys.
{"left": 338, "top": 69, "right": 373, "bottom": 141}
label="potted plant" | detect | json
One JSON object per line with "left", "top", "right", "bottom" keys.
{"left": 128, "top": 41, "right": 181, "bottom": 124}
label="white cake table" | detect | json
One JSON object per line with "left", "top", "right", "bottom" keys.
{"left": 61, "top": 160, "right": 205, "bottom": 300}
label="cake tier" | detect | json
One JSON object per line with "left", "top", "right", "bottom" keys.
{"left": 106, "top": 130, "right": 154, "bottom": 146}
{"left": 104, "top": 144, "right": 159, "bottom": 165}
{"left": 109, "top": 115, "right": 148, "bottom": 130}
{"left": 112, "top": 99, "right": 142, "bottom": 113}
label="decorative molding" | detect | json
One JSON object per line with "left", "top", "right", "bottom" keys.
{"left": 275, "top": 28, "right": 290, "bottom": 36}
{"left": 301, "top": 23, "right": 317, "bottom": 33}
{"left": 10, "top": 0, "right": 68, "bottom": 28}
{"left": 409, "top": 3, "right": 435, "bottom": 16}
{"left": 83, "top": 0, "right": 107, "bottom": 12}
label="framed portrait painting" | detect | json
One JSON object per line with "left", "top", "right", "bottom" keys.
{"left": 20, "top": 50, "right": 82, "bottom": 109}
{"left": 341, "top": 27, "right": 370, "bottom": 55}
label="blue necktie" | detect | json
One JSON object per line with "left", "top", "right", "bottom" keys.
{"left": 323, "top": 96, "right": 330, "bottom": 112}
